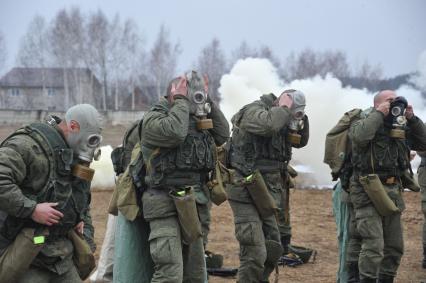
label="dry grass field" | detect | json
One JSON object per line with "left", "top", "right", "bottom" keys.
{"left": 1, "top": 124, "right": 425, "bottom": 282}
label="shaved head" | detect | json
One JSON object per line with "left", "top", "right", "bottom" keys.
{"left": 374, "top": 90, "right": 397, "bottom": 108}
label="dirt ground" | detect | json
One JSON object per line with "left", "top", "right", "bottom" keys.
{"left": 90, "top": 189, "right": 426, "bottom": 283}
{"left": 1, "top": 124, "right": 425, "bottom": 282}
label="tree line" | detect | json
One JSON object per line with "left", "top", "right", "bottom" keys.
{"left": 0, "top": 7, "right": 414, "bottom": 111}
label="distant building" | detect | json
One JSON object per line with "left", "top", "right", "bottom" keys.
{"left": 0, "top": 67, "right": 103, "bottom": 110}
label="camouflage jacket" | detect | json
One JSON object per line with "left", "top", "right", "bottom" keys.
{"left": 229, "top": 93, "right": 309, "bottom": 176}
{"left": 140, "top": 96, "right": 229, "bottom": 219}
{"left": 0, "top": 123, "right": 94, "bottom": 274}
{"left": 349, "top": 107, "right": 426, "bottom": 178}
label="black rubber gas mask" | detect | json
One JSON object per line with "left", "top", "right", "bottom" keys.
{"left": 387, "top": 96, "right": 408, "bottom": 139}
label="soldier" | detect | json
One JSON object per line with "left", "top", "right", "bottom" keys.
{"left": 418, "top": 151, "right": 426, "bottom": 268}
{"left": 227, "top": 90, "right": 309, "bottom": 283}
{"left": 349, "top": 90, "right": 426, "bottom": 283}
{"left": 0, "top": 104, "right": 102, "bottom": 282}
{"left": 140, "top": 71, "right": 229, "bottom": 282}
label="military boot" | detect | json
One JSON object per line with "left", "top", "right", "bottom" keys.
{"left": 359, "top": 277, "right": 376, "bottom": 283}
{"left": 347, "top": 261, "right": 360, "bottom": 283}
{"left": 378, "top": 274, "right": 394, "bottom": 283}
{"left": 280, "top": 235, "right": 291, "bottom": 255}
{"left": 423, "top": 245, "right": 426, "bottom": 268}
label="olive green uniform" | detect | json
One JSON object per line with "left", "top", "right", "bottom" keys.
{"left": 194, "top": 186, "right": 212, "bottom": 248}
{"left": 349, "top": 108, "right": 426, "bottom": 281}
{"left": 0, "top": 122, "right": 94, "bottom": 283}
{"left": 417, "top": 153, "right": 426, "bottom": 267}
{"left": 227, "top": 93, "right": 309, "bottom": 282}
{"left": 141, "top": 97, "right": 229, "bottom": 283}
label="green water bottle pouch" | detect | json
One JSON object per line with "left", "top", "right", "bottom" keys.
{"left": 244, "top": 170, "right": 278, "bottom": 218}
{"left": 170, "top": 188, "right": 202, "bottom": 245}
{"left": 359, "top": 174, "right": 400, "bottom": 216}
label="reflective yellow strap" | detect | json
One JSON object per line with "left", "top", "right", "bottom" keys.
{"left": 33, "top": 235, "right": 45, "bottom": 245}
{"left": 245, "top": 174, "right": 254, "bottom": 182}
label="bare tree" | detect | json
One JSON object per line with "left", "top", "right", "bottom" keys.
{"left": 86, "top": 10, "right": 111, "bottom": 110}
{"left": 16, "top": 15, "right": 50, "bottom": 68}
{"left": 49, "top": 8, "right": 86, "bottom": 108}
{"left": 146, "top": 25, "right": 181, "bottom": 101}
{"left": 196, "top": 38, "right": 227, "bottom": 104}
{"left": 356, "top": 60, "right": 383, "bottom": 81}
{"left": 283, "top": 48, "right": 351, "bottom": 81}
{"left": 231, "top": 41, "right": 258, "bottom": 63}
{"left": 0, "top": 31, "right": 7, "bottom": 75}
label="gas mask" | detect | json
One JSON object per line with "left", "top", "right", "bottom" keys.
{"left": 387, "top": 96, "right": 408, "bottom": 139}
{"left": 186, "top": 71, "right": 213, "bottom": 130}
{"left": 284, "top": 90, "right": 306, "bottom": 145}
{"left": 64, "top": 104, "right": 103, "bottom": 182}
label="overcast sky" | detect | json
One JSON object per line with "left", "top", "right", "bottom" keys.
{"left": 0, "top": 0, "right": 425, "bottom": 78}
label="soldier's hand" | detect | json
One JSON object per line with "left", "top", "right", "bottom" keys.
{"left": 405, "top": 105, "right": 414, "bottom": 120}
{"left": 170, "top": 76, "right": 188, "bottom": 99}
{"left": 74, "top": 221, "right": 84, "bottom": 235}
{"left": 377, "top": 101, "right": 390, "bottom": 116}
{"left": 279, "top": 93, "right": 293, "bottom": 109}
{"left": 31, "top": 202, "right": 64, "bottom": 226}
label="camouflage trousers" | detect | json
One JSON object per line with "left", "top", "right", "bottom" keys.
{"left": 418, "top": 166, "right": 426, "bottom": 246}
{"left": 228, "top": 201, "right": 280, "bottom": 283}
{"left": 350, "top": 180, "right": 404, "bottom": 279}
{"left": 346, "top": 201, "right": 361, "bottom": 264}
{"left": 18, "top": 264, "right": 81, "bottom": 283}
{"left": 194, "top": 186, "right": 212, "bottom": 249}
{"left": 148, "top": 216, "right": 205, "bottom": 283}
{"left": 275, "top": 187, "right": 291, "bottom": 239}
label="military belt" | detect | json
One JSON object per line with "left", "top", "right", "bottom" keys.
{"left": 255, "top": 159, "right": 287, "bottom": 173}
{"left": 379, "top": 176, "right": 399, "bottom": 185}
{"left": 147, "top": 171, "right": 205, "bottom": 188}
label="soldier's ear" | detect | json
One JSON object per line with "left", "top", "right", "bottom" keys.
{"left": 69, "top": 120, "right": 81, "bottom": 133}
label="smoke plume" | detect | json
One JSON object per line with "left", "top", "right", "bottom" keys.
{"left": 91, "top": 145, "right": 116, "bottom": 189}
{"left": 219, "top": 55, "right": 426, "bottom": 186}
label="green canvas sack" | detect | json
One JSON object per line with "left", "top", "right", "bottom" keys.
{"left": 324, "top": 109, "right": 362, "bottom": 180}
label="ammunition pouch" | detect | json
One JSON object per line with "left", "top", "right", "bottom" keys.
{"left": 400, "top": 170, "right": 420, "bottom": 192}
{"left": 111, "top": 147, "right": 125, "bottom": 175}
{"left": 207, "top": 162, "right": 228, "bottom": 206}
{"left": 169, "top": 188, "right": 202, "bottom": 245}
{"left": 244, "top": 170, "right": 278, "bottom": 218}
{"left": 265, "top": 239, "right": 283, "bottom": 266}
{"left": 116, "top": 167, "right": 140, "bottom": 221}
{"left": 68, "top": 230, "right": 96, "bottom": 280}
{"left": 359, "top": 174, "right": 400, "bottom": 216}
{"left": 116, "top": 143, "right": 146, "bottom": 221}
{"left": 0, "top": 228, "right": 48, "bottom": 282}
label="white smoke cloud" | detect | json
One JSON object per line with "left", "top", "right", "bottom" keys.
{"left": 219, "top": 57, "right": 426, "bottom": 186}
{"left": 411, "top": 50, "right": 426, "bottom": 91}
{"left": 91, "top": 145, "right": 115, "bottom": 189}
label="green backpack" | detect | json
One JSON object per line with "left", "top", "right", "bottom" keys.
{"left": 323, "top": 109, "right": 362, "bottom": 187}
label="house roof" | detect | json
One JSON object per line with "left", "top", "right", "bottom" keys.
{"left": 0, "top": 67, "right": 101, "bottom": 88}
